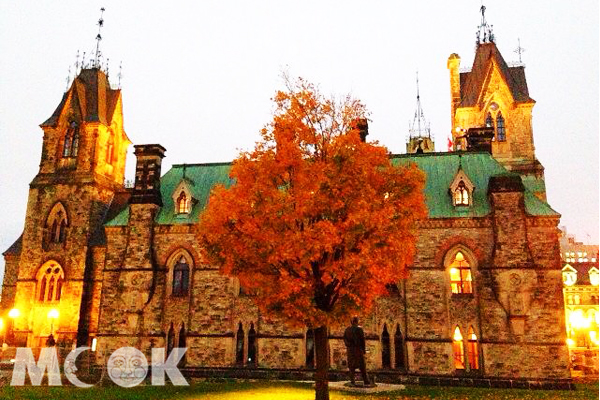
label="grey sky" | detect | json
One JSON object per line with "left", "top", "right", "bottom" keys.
{"left": 0, "top": 1, "right": 598, "bottom": 279}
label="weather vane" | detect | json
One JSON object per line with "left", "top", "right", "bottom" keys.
{"left": 514, "top": 38, "right": 525, "bottom": 63}
{"left": 94, "top": 7, "right": 105, "bottom": 68}
{"left": 475, "top": 3, "right": 495, "bottom": 46}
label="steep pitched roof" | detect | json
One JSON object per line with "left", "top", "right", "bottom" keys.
{"left": 459, "top": 43, "right": 534, "bottom": 107}
{"left": 3, "top": 234, "right": 23, "bottom": 256}
{"left": 105, "top": 152, "right": 558, "bottom": 227}
{"left": 41, "top": 68, "right": 121, "bottom": 127}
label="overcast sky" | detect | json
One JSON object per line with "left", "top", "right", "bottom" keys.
{"left": 0, "top": 1, "right": 598, "bottom": 280}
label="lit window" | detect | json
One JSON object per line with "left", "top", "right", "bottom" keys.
{"left": 172, "top": 256, "right": 190, "bottom": 296}
{"left": 453, "top": 182, "right": 470, "bottom": 206}
{"left": 453, "top": 326, "right": 465, "bottom": 370}
{"left": 177, "top": 191, "right": 190, "bottom": 214}
{"left": 562, "top": 266, "right": 577, "bottom": 286}
{"left": 37, "top": 262, "right": 64, "bottom": 303}
{"left": 467, "top": 327, "right": 479, "bottom": 370}
{"left": 589, "top": 268, "right": 599, "bottom": 286}
{"left": 578, "top": 252, "right": 583, "bottom": 257}
{"left": 495, "top": 112, "right": 505, "bottom": 141}
{"left": 449, "top": 251, "right": 472, "bottom": 294}
{"left": 578, "top": 258, "right": 583, "bottom": 262}
{"left": 485, "top": 113, "right": 493, "bottom": 128}
{"left": 574, "top": 295, "right": 581, "bottom": 305}
{"left": 106, "top": 139, "right": 114, "bottom": 165}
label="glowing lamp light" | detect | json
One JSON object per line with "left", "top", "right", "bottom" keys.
{"left": 0, "top": 318, "right": 3, "bottom": 331}
{"left": 453, "top": 327, "right": 463, "bottom": 341}
{"left": 566, "top": 338, "right": 575, "bottom": 347}
{"left": 569, "top": 310, "right": 590, "bottom": 329}
{"left": 47, "top": 309, "right": 59, "bottom": 319}
{"left": 590, "top": 331, "right": 598, "bottom": 345}
{"left": 8, "top": 309, "right": 20, "bottom": 319}
{"left": 91, "top": 337, "right": 98, "bottom": 352}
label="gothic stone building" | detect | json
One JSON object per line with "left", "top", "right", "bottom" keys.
{"left": 1, "top": 39, "right": 571, "bottom": 381}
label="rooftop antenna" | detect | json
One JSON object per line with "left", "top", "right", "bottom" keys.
{"left": 475, "top": 3, "right": 495, "bottom": 47}
{"left": 409, "top": 71, "right": 431, "bottom": 139}
{"left": 514, "top": 38, "right": 525, "bottom": 64}
{"left": 94, "top": 7, "right": 106, "bottom": 68}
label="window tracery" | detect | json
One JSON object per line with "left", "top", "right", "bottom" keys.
{"left": 37, "top": 262, "right": 64, "bottom": 303}
{"left": 449, "top": 251, "right": 473, "bottom": 294}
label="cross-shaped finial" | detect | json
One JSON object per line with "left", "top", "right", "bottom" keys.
{"left": 94, "top": 7, "right": 106, "bottom": 68}
{"left": 514, "top": 38, "right": 525, "bottom": 63}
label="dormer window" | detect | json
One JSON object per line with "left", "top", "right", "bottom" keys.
{"left": 449, "top": 167, "right": 474, "bottom": 207}
{"left": 172, "top": 178, "right": 195, "bottom": 216}
{"left": 562, "top": 265, "right": 577, "bottom": 286}
{"left": 454, "top": 181, "right": 470, "bottom": 206}
{"left": 177, "top": 191, "right": 190, "bottom": 214}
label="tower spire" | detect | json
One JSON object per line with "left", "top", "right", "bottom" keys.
{"left": 514, "top": 38, "right": 525, "bottom": 64}
{"left": 475, "top": 3, "right": 495, "bottom": 46}
{"left": 94, "top": 7, "right": 106, "bottom": 68}
{"left": 406, "top": 72, "right": 434, "bottom": 154}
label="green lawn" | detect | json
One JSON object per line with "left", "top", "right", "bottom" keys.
{"left": 0, "top": 380, "right": 597, "bottom": 400}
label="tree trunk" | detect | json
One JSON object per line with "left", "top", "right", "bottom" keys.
{"left": 314, "top": 325, "right": 329, "bottom": 400}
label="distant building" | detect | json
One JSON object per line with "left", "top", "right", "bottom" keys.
{"left": 560, "top": 227, "right": 599, "bottom": 376}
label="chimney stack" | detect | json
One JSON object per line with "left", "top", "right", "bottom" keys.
{"left": 130, "top": 144, "right": 166, "bottom": 206}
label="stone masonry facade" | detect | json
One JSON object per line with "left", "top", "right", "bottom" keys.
{"left": 1, "top": 35, "right": 571, "bottom": 382}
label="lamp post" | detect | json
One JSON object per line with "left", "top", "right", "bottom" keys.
{"left": 47, "top": 309, "right": 59, "bottom": 336}
{"left": 7, "top": 308, "right": 20, "bottom": 346}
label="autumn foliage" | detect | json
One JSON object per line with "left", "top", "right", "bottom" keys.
{"left": 198, "top": 78, "right": 426, "bottom": 328}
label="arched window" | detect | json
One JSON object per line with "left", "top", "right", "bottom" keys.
{"left": 467, "top": 327, "right": 479, "bottom": 370}
{"left": 496, "top": 112, "right": 506, "bottom": 141}
{"left": 394, "top": 325, "right": 405, "bottom": 370}
{"left": 574, "top": 294, "right": 581, "bottom": 305}
{"left": 45, "top": 203, "right": 68, "bottom": 246}
{"left": 449, "top": 251, "right": 473, "bottom": 294}
{"left": 381, "top": 324, "right": 391, "bottom": 369}
{"left": 63, "top": 122, "right": 79, "bottom": 158}
{"left": 172, "top": 256, "right": 190, "bottom": 296}
{"left": 37, "top": 262, "right": 64, "bottom": 303}
{"left": 106, "top": 138, "right": 114, "bottom": 165}
{"left": 167, "top": 323, "right": 175, "bottom": 357}
{"left": 247, "top": 323, "right": 257, "bottom": 366}
{"left": 235, "top": 323, "right": 245, "bottom": 365}
{"left": 452, "top": 326, "right": 465, "bottom": 370}
{"left": 306, "top": 328, "right": 315, "bottom": 368}
{"left": 177, "top": 191, "right": 190, "bottom": 214}
{"left": 485, "top": 113, "right": 494, "bottom": 128}
{"left": 453, "top": 181, "right": 470, "bottom": 206}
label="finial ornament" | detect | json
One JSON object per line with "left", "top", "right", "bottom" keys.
{"left": 118, "top": 61, "right": 123, "bottom": 89}
{"left": 94, "top": 7, "right": 106, "bottom": 68}
{"left": 475, "top": 3, "right": 495, "bottom": 46}
{"left": 514, "top": 38, "right": 525, "bottom": 64}
{"left": 65, "top": 66, "right": 71, "bottom": 92}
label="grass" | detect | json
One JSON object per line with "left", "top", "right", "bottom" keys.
{"left": 0, "top": 380, "right": 597, "bottom": 400}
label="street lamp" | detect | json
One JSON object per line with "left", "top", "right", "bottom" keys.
{"left": 7, "top": 308, "right": 20, "bottom": 346}
{"left": 47, "top": 309, "right": 59, "bottom": 336}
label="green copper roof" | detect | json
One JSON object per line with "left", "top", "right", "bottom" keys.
{"left": 391, "top": 152, "right": 558, "bottom": 218}
{"left": 105, "top": 151, "right": 558, "bottom": 227}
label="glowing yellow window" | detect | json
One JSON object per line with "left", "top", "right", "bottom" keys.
{"left": 449, "top": 251, "right": 472, "bottom": 294}
{"left": 452, "top": 326, "right": 465, "bottom": 369}
{"left": 467, "top": 327, "right": 479, "bottom": 370}
{"left": 177, "top": 191, "right": 190, "bottom": 214}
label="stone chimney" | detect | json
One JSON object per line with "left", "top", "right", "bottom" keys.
{"left": 130, "top": 144, "right": 166, "bottom": 206}
{"left": 353, "top": 118, "right": 369, "bottom": 142}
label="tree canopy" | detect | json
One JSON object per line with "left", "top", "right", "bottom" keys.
{"left": 198, "top": 77, "right": 426, "bottom": 328}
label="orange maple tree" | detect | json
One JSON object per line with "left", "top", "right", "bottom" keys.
{"left": 198, "top": 77, "right": 426, "bottom": 400}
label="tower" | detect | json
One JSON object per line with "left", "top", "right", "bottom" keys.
{"left": 447, "top": 6, "right": 546, "bottom": 199}
{"left": 1, "top": 63, "right": 131, "bottom": 346}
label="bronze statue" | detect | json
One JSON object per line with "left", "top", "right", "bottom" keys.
{"left": 343, "top": 316, "right": 371, "bottom": 386}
